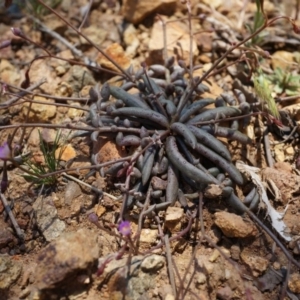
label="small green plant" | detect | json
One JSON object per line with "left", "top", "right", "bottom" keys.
{"left": 22, "top": 130, "right": 64, "bottom": 187}
{"left": 266, "top": 67, "right": 300, "bottom": 96}
{"left": 15, "top": 0, "right": 61, "bottom": 17}
{"left": 253, "top": 68, "right": 280, "bottom": 119}
{"left": 245, "top": 0, "right": 267, "bottom": 46}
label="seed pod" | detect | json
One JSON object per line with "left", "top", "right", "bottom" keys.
{"left": 178, "top": 60, "right": 186, "bottom": 69}
{"left": 188, "top": 125, "right": 231, "bottom": 161}
{"left": 215, "top": 96, "right": 226, "bottom": 107}
{"left": 121, "top": 82, "right": 136, "bottom": 91}
{"left": 171, "top": 122, "right": 197, "bottom": 149}
{"left": 69, "top": 130, "right": 90, "bottom": 140}
{"left": 89, "top": 106, "right": 100, "bottom": 127}
{"left": 131, "top": 167, "right": 142, "bottom": 179}
{"left": 194, "top": 143, "right": 243, "bottom": 185}
{"left": 91, "top": 153, "right": 98, "bottom": 165}
{"left": 249, "top": 192, "right": 260, "bottom": 211}
{"left": 133, "top": 67, "right": 144, "bottom": 80}
{"left": 165, "top": 56, "right": 175, "bottom": 68}
{"left": 160, "top": 99, "right": 177, "bottom": 116}
{"left": 176, "top": 137, "right": 195, "bottom": 163}
{"left": 109, "top": 85, "right": 150, "bottom": 109}
{"left": 137, "top": 81, "right": 146, "bottom": 92}
{"left": 196, "top": 83, "right": 210, "bottom": 94}
{"left": 111, "top": 107, "right": 169, "bottom": 128}
{"left": 149, "top": 64, "right": 167, "bottom": 76}
{"left": 142, "top": 145, "right": 157, "bottom": 185}
{"left": 208, "top": 167, "right": 221, "bottom": 178}
{"left": 123, "top": 119, "right": 131, "bottom": 128}
{"left": 178, "top": 189, "right": 188, "bottom": 208}
{"left": 100, "top": 102, "right": 110, "bottom": 110}
{"left": 104, "top": 161, "right": 124, "bottom": 176}
{"left": 165, "top": 83, "right": 175, "bottom": 95}
{"left": 244, "top": 187, "right": 257, "bottom": 205}
{"left": 141, "top": 75, "right": 165, "bottom": 95}
{"left": 152, "top": 162, "right": 159, "bottom": 176}
{"left": 101, "top": 82, "right": 110, "bottom": 101}
{"left": 157, "top": 156, "right": 169, "bottom": 174}
{"left": 99, "top": 167, "right": 105, "bottom": 177}
{"left": 181, "top": 174, "right": 202, "bottom": 189}
{"left": 202, "top": 126, "right": 253, "bottom": 144}
{"left": 165, "top": 162, "right": 179, "bottom": 205}
{"left": 170, "top": 68, "right": 185, "bottom": 81}
{"left": 179, "top": 98, "right": 215, "bottom": 123}
{"left": 140, "top": 127, "right": 149, "bottom": 138}
{"left": 187, "top": 106, "right": 242, "bottom": 124}
{"left": 234, "top": 89, "right": 246, "bottom": 103}
{"left": 166, "top": 136, "right": 218, "bottom": 185}
{"left": 100, "top": 116, "right": 115, "bottom": 125}
{"left": 136, "top": 154, "right": 144, "bottom": 171}
{"left": 106, "top": 104, "right": 116, "bottom": 114}
{"left": 173, "top": 78, "right": 188, "bottom": 88}
{"left": 222, "top": 178, "right": 233, "bottom": 187}
{"left": 174, "top": 86, "right": 184, "bottom": 98}
{"left": 239, "top": 102, "right": 251, "bottom": 114}
{"left": 216, "top": 173, "right": 225, "bottom": 182}
{"left": 231, "top": 120, "right": 239, "bottom": 131}
{"left": 151, "top": 190, "right": 163, "bottom": 198}
{"left": 116, "top": 132, "right": 141, "bottom": 147}
{"left": 221, "top": 93, "right": 236, "bottom": 106}
{"left": 91, "top": 131, "right": 99, "bottom": 142}
{"left": 155, "top": 202, "right": 171, "bottom": 211}
{"left": 223, "top": 187, "right": 247, "bottom": 214}
{"left": 89, "top": 85, "right": 100, "bottom": 102}
{"left": 150, "top": 78, "right": 168, "bottom": 89}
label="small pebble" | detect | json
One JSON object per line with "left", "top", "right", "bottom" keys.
{"left": 288, "top": 273, "right": 300, "bottom": 293}
{"left": 140, "top": 254, "right": 165, "bottom": 272}
{"left": 214, "top": 212, "right": 257, "bottom": 238}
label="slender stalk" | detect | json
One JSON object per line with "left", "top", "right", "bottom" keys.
{"left": 78, "top": 0, "right": 94, "bottom": 31}
{"left": 165, "top": 234, "right": 177, "bottom": 298}
{"left": 0, "top": 192, "right": 24, "bottom": 239}
{"left": 0, "top": 78, "right": 47, "bottom": 108}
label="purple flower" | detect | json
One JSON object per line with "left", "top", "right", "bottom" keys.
{"left": 0, "top": 142, "right": 11, "bottom": 160}
{"left": 11, "top": 28, "right": 23, "bottom": 37}
{"left": 118, "top": 220, "right": 131, "bottom": 236}
{"left": 0, "top": 40, "right": 11, "bottom": 50}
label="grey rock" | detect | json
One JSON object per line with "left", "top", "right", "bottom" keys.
{"left": 62, "top": 66, "right": 96, "bottom": 94}
{"left": 33, "top": 196, "right": 66, "bottom": 242}
{"left": 0, "top": 228, "right": 15, "bottom": 249}
{"left": 64, "top": 181, "right": 81, "bottom": 206}
{"left": 97, "top": 254, "right": 165, "bottom": 300}
{"left": 0, "top": 254, "right": 22, "bottom": 290}
{"left": 34, "top": 228, "right": 99, "bottom": 290}
{"left": 216, "top": 285, "right": 233, "bottom": 300}
{"left": 140, "top": 254, "right": 165, "bottom": 273}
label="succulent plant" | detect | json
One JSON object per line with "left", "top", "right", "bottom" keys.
{"left": 85, "top": 59, "right": 259, "bottom": 219}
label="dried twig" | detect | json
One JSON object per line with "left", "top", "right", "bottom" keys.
{"left": 263, "top": 127, "right": 274, "bottom": 167}
{"left": 165, "top": 233, "right": 177, "bottom": 298}
{"left": 0, "top": 78, "right": 47, "bottom": 108}
{"left": 0, "top": 192, "right": 24, "bottom": 239}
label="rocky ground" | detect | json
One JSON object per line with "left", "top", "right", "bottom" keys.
{"left": 1, "top": 0, "right": 300, "bottom": 299}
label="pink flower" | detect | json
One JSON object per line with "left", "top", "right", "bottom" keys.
{"left": 118, "top": 221, "right": 131, "bottom": 236}
{"left": 0, "top": 142, "right": 11, "bottom": 160}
